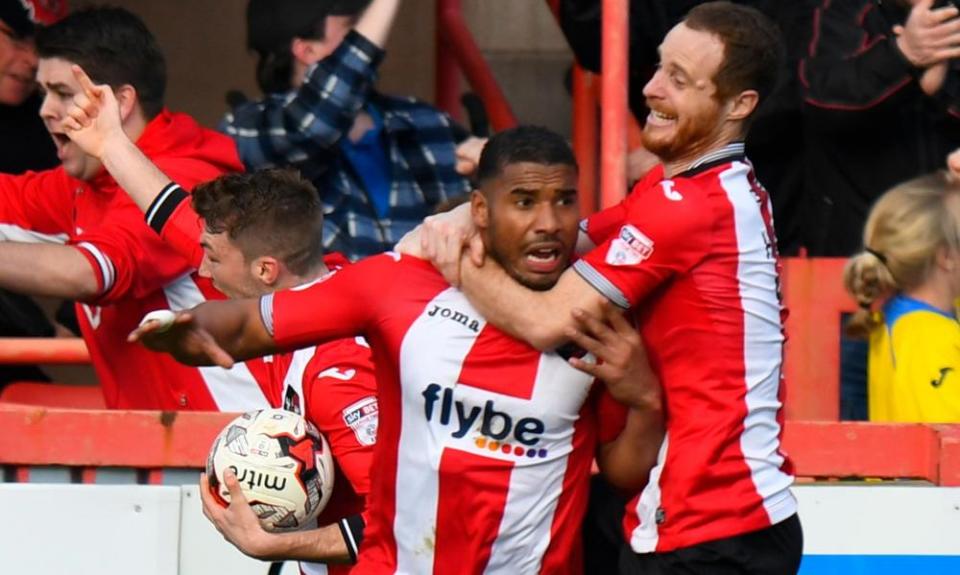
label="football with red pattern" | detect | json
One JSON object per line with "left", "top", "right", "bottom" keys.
{"left": 206, "top": 409, "right": 334, "bottom": 532}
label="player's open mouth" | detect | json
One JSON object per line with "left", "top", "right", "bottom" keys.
{"left": 524, "top": 245, "right": 563, "bottom": 273}
{"left": 50, "top": 132, "right": 71, "bottom": 157}
{"left": 647, "top": 109, "right": 677, "bottom": 126}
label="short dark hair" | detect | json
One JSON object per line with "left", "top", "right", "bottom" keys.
{"left": 683, "top": 2, "right": 783, "bottom": 105}
{"left": 477, "top": 126, "right": 578, "bottom": 185}
{"left": 36, "top": 7, "right": 167, "bottom": 119}
{"left": 192, "top": 169, "right": 325, "bottom": 277}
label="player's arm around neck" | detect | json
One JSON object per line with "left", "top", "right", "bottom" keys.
{"left": 459, "top": 256, "right": 610, "bottom": 351}
{"left": 131, "top": 298, "right": 277, "bottom": 368}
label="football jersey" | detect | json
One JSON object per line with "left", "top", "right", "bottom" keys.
{"left": 868, "top": 295, "right": 960, "bottom": 422}
{"left": 0, "top": 110, "right": 268, "bottom": 410}
{"left": 144, "top": 184, "right": 377, "bottom": 572}
{"left": 263, "top": 254, "right": 598, "bottom": 575}
{"left": 577, "top": 143, "right": 796, "bottom": 552}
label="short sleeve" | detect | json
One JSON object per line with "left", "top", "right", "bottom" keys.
{"left": 266, "top": 255, "right": 391, "bottom": 350}
{"left": 68, "top": 200, "right": 193, "bottom": 304}
{"left": 574, "top": 177, "right": 712, "bottom": 309}
{"left": 145, "top": 183, "right": 204, "bottom": 268}
{"left": 581, "top": 166, "right": 665, "bottom": 246}
{"left": 305, "top": 340, "right": 378, "bottom": 497}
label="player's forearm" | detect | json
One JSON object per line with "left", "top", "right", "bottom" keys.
{"left": 251, "top": 523, "right": 351, "bottom": 563}
{"left": 597, "top": 402, "right": 664, "bottom": 492}
{"left": 201, "top": 299, "right": 277, "bottom": 360}
{"left": 355, "top": 0, "right": 400, "bottom": 48}
{"left": 0, "top": 242, "right": 99, "bottom": 299}
{"left": 459, "top": 261, "right": 566, "bottom": 349}
{"left": 100, "top": 134, "right": 174, "bottom": 214}
{"left": 460, "top": 261, "right": 597, "bottom": 350}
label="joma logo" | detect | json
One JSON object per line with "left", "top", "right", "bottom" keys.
{"left": 427, "top": 304, "right": 480, "bottom": 333}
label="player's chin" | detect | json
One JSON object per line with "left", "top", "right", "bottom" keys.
{"left": 515, "top": 269, "right": 564, "bottom": 292}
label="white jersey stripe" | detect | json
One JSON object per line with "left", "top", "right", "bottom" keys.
{"left": 629, "top": 435, "right": 669, "bottom": 553}
{"left": 0, "top": 224, "right": 68, "bottom": 244}
{"left": 163, "top": 273, "right": 269, "bottom": 410}
{"left": 721, "top": 162, "right": 796, "bottom": 523}
{"left": 76, "top": 241, "right": 116, "bottom": 293}
{"left": 395, "top": 287, "right": 485, "bottom": 574}
{"left": 483, "top": 353, "right": 590, "bottom": 574}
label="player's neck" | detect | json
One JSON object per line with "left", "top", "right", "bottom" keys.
{"left": 904, "top": 273, "right": 956, "bottom": 315}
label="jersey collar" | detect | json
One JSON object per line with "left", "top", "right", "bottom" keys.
{"left": 678, "top": 142, "right": 746, "bottom": 178}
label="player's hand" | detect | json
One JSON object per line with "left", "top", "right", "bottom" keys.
{"left": 397, "top": 203, "right": 483, "bottom": 286}
{"left": 128, "top": 310, "right": 237, "bottom": 369}
{"left": 455, "top": 136, "right": 487, "bottom": 176}
{"left": 200, "top": 471, "right": 277, "bottom": 560}
{"left": 894, "top": 0, "right": 960, "bottom": 68}
{"left": 61, "top": 65, "right": 127, "bottom": 160}
{"left": 565, "top": 302, "right": 662, "bottom": 411}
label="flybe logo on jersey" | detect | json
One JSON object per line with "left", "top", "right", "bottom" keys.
{"left": 421, "top": 383, "right": 549, "bottom": 459}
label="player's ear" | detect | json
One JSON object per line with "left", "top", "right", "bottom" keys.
{"left": 252, "top": 256, "right": 281, "bottom": 287}
{"left": 726, "top": 89, "right": 759, "bottom": 123}
{"left": 471, "top": 189, "right": 489, "bottom": 229}
{"left": 114, "top": 84, "right": 138, "bottom": 122}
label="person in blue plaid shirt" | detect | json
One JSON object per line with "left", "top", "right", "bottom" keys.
{"left": 222, "top": 0, "right": 477, "bottom": 260}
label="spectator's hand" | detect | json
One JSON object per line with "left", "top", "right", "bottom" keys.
{"left": 128, "top": 310, "right": 237, "bottom": 369}
{"left": 949, "top": 148, "right": 960, "bottom": 175}
{"left": 200, "top": 471, "right": 277, "bottom": 560}
{"left": 61, "top": 65, "right": 126, "bottom": 160}
{"left": 894, "top": 0, "right": 960, "bottom": 68}
{"left": 395, "top": 202, "right": 484, "bottom": 286}
{"left": 565, "top": 302, "right": 662, "bottom": 410}
{"left": 455, "top": 136, "right": 487, "bottom": 176}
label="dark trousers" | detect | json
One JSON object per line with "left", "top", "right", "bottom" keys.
{"left": 618, "top": 514, "right": 803, "bottom": 575}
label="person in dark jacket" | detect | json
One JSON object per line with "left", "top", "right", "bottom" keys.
{"left": 801, "top": 0, "right": 960, "bottom": 257}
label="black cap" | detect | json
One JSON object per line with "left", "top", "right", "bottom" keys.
{"left": 246, "top": 0, "right": 370, "bottom": 54}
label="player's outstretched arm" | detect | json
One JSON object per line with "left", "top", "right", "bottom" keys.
{"left": 0, "top": 242, "right": 99, "bottom": 299}
{"left": 62, "top": 65, "right": 175, "bottom": 214}
{"left": 129, "top": 298, "right": 276, "bottom": 368}
{"left": 565, "top": 304, "right": 664, "bottom": 491}
{"left": 459, "top": 256, "right": 609, "bottom": 350}
{"left": 200, "top": 472, "right": 351, "bottom": 563}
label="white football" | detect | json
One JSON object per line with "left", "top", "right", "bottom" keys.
{"left": 206, "top": 409, "right": 335, "bottom": 532}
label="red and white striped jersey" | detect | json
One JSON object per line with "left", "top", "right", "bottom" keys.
{"left": 0, "top": 111, "right": 268, "bottom": 411}
{"left": 577, "top": 143, "right": 796, "bottom": 552}
{"left": 264, "top": 255, "right": 598, "bottom": 575}
{"left": 145, "top": 187, "right": 377, "bottom": 573}
{"left": 268, "top": 337, "right": 378, "bottom": 575}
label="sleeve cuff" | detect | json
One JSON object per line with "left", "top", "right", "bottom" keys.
{"left": 145, "top": 183, "right": 190, "bottom": 234}
{"left": 338, "top": 514, "right": 366, "bottom": 563}
{"left": 260, "top": 293, "right": 275, "bottom": 338}
{"left": 572, "top": 259, "right": 631, "bottom": 309}
{"left": 74, "top": 241, "right": 115, "bottom": 295}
